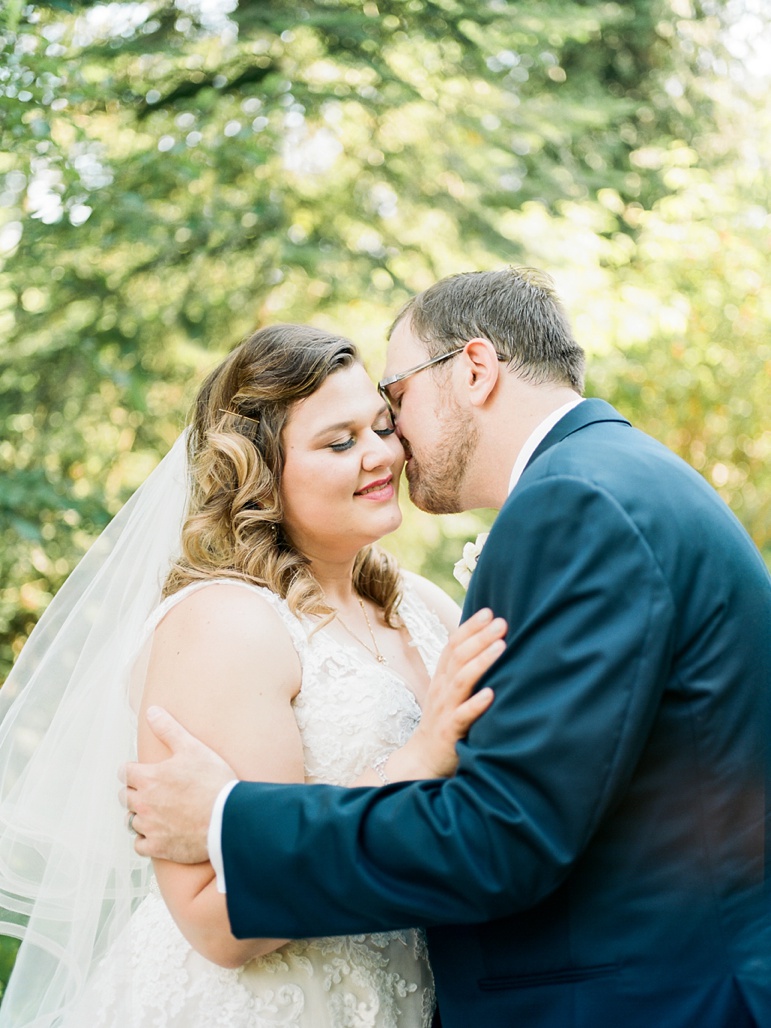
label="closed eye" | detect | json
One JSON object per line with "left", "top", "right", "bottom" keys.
{"left": 328, "top": 412, "right": 395, "bottom": 452}
{"left": 389, "top": 387, "right": 405, "bottom": 410}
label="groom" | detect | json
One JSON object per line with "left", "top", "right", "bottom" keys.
{"left": 126, "top": 268, "right": 771, "bottom": 1027}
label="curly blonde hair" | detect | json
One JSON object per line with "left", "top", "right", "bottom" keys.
{"left": 164, "top": 324, "right": 402, "bottom": 625}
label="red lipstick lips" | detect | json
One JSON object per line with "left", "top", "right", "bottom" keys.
{"left": 355, "top": 475, "right": 393, "bottom": 497}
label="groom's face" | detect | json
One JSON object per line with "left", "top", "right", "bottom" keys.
{"left": 383, "top": 318, "right": 477, "bottom": 515}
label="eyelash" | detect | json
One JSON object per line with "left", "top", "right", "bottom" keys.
{"left": 329, "top": 426, "right": 395, "bottom": 452}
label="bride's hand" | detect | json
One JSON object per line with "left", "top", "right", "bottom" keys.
{"left": 402, "top": 608, "right": 506, "bottom": 779}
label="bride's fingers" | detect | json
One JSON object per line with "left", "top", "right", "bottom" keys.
{"left": 454, "top": 607, "right": 496, "bottom": 636}
{"left": 460, "top": 616, "right": 507, "bottom": 657}
{"left": 452, "top": 685, "right": 495, "bottom": 736}
{"left": 446, "top": 619, "right": 507, "bottom": 684}
{"left": 437, "top": 612, "right": 504, "bottom": 674}
{"left": 434, "top": 609, "right": 494, "bottom": 670}
{"left": 445, "top": 609, "right": 499, "bottom": 655}
{"left": 450, "top": 638, "right": 506, "bottom": 696}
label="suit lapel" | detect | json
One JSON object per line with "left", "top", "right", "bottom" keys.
{"left": 525, "top": 398, "right": 631, "bottom": 473}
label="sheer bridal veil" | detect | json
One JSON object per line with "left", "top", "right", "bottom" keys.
{"left": 0, "top": 434, "right": 190, "bottom": 1025}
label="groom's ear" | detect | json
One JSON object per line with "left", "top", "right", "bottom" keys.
{"left": 463, "top": 338, "right": 501, "bottom": 408}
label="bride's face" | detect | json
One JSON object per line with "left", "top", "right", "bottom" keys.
{"left": 279, "top": 363, "right": 405, "bottom": 559}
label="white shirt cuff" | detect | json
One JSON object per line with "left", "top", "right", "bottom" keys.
{"left": 208, "top": 779, "right": 239, "bottom": 894}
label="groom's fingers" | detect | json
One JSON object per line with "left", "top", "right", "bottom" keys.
{"left": 145, "top": 705, "right": 198, "bottom": 752}
{"left": 120, "top": 762, "right": 144, "bottom": 794}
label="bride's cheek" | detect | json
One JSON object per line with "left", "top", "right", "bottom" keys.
{"left": 390, "top": 439, "right": 406, "bottom": 467}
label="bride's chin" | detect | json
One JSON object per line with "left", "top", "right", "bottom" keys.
{"left": 367, "top": 510, "right": 403, "bottom": 545}
{"left": 383, "top": 511, "right": 403, "bottom": 538}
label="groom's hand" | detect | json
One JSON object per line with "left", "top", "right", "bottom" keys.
{"left": 120, "top": 706, "right": 236, "bottom": 864}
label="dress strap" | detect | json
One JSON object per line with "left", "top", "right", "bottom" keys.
{"left": 147, "top": 579, "right": 311, "bottom": 659}
{"left": 397, "top": 579, "right": 449, "bottom": 671}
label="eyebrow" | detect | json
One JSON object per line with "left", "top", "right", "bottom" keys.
{"left": 312, "top": 420, "right": 356, "bottom": 441}
{"left": 311, "top": 404, "right": 391, "bottom": 442}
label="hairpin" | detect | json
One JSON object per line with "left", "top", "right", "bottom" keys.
{"left": 218, "top": 408, "right": 261, "bottom": 426}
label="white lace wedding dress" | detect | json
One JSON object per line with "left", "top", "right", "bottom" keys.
{"left": 63, "top": 578, "right": 446, "bottom": 1028}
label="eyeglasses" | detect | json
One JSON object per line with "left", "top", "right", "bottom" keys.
{"left": 377, "top": 346, "right": 508, "bottom": 416}
{"left": 377, "top": 348, "right": 465, "bottom": 416}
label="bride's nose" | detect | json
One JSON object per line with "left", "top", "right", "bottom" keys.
{"left": 362, "top": 431, "right": 401, "bottom": 470}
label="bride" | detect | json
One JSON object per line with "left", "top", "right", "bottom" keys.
{"left": 0, "top": 324, "right": 505, "bottom": 1027}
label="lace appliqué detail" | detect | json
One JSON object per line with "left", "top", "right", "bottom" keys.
{"left": 67, "top": 578, "right": 446, "bottom": 1027}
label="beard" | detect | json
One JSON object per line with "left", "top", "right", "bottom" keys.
{"left": 405, "top": 399, "right": 478, "bottom": 515}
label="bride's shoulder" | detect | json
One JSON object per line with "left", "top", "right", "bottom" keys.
{"left": 151, "top": 579, "right": 293, "bottom": 648}
{"left": 400, "top": 570, "right": 461, "bottom": 634}
{"left": 139, "top": 579, "right": 303, "bottom": 767}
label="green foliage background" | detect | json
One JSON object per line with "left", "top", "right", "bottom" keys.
{"left": 0, "top": 0, "right": 769, "bottom": 996}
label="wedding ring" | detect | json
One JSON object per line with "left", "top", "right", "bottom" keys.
{"left": 127, "top": 811, "right": 137, "bottom": 835}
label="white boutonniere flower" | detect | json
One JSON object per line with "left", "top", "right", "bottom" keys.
{"left": 452, "top": 532, "right": 490, "bottom": 589}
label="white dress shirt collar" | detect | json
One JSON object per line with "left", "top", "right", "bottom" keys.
{"left": 507, "top": 399, "right": 584, "bottom": 496}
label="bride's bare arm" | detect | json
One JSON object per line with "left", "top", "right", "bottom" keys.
{"left": 138, "top": 584, "right": 304, "bottom": 969}
{"left": 135, "top": 576, "right": 504, "bottom": 959}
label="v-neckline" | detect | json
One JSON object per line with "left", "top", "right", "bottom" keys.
{"left": 314, "top": 618, "right": 428, "bottom": 711}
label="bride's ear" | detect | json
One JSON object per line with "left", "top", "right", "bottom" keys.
{"left": 462, "top": 338, "right": 501, "bottom": 407}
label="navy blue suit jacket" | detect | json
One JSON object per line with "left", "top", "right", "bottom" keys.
{"left": 223, "top": 400, "right": 771, "bottom": 1027}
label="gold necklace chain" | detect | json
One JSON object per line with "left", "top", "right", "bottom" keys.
{"left": 336, "top": 597, "right": 388, "bottom": 665}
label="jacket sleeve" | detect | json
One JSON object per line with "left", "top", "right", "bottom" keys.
{"left": 224, "top": 476, "right": 676, "bottom": 939}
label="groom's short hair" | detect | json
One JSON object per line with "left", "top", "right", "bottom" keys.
{"left": 390, "top": 266, "right": 586, "bottom": 393}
